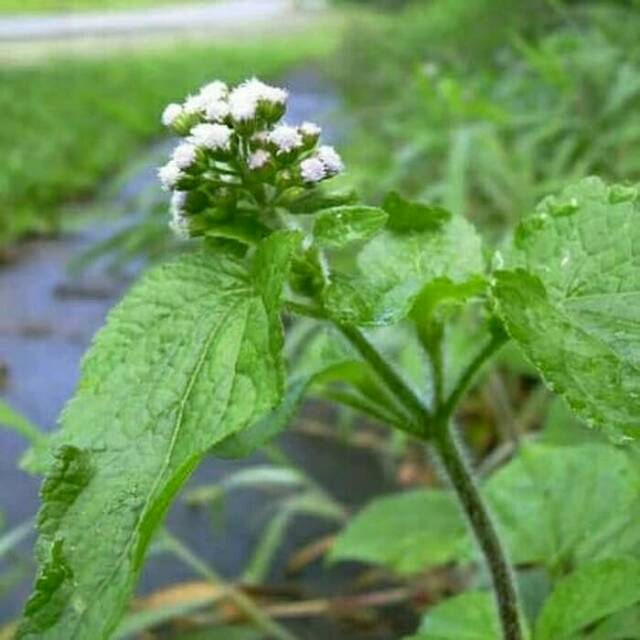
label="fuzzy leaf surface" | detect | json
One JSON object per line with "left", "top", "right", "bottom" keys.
{"left": 493, "top": 177, "right": 640, "bottom": 439}
{"left": 18, "top": 235, "right": 296, "bottom": 640}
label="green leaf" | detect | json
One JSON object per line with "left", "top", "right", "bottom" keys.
{"left": 18, "top": 235, "right": 297, "bottom": 640}
{"left": 210, "top": 377, "right": 312, "bottom": 458}
{"left": 284, "top": 186, "right": 358, "bottom": 214}
{"left": 324, "top": 200, "right": 484, "bottom": 326}
{"left": 383, "top": 191, "right": 451, "bottom": 233}
{"left": 492, "top": 177, "right": 640, "bottom": 440}
{"left": 312, "top": 205, "right": 388, "bottom": 248}
{"left": 406, "top": 591, "right": 501, "bottom": 640}
{"left": 535, "top": 558, "right": 640, "bottom": 640}
{"left": 585, "top": 605, "right": 640, "bottom": 640}
{"left": 485, "top": 443, "right": 640, "bottom": 574}
{"left": 329, "top": 489, "right": 467, "bottom": 576}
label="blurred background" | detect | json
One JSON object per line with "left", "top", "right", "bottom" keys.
{"left": 1, "top": 0, "right": 640, "bottom": 638}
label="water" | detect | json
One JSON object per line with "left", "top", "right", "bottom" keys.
{"left": 0, "top": 73, "right": 409, "bottom": 638}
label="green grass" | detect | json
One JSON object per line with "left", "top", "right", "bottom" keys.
{"left": 0, "top": 0, "right": 210, "bottom": 12}
{"left": 0, "top": 29, "right": 339, "bottom": 246}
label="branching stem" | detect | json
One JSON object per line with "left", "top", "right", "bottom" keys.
{"left": 286, "top": 299, "right": 523, "bottom": 639}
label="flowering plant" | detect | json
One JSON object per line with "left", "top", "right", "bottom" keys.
{"left": 17, "top": 79, "right": 640, "bottom": 640}
{"left": 158, "top": 78, "right": 345, "bottom": 241}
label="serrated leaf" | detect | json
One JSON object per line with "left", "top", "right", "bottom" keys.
{"left": 329, "top": 489, "right": 467, "bottom": 575}
{"left": 312, "top": 206, "right": 388, "bottom": 248}
{"left": 18, "top": 235, "right": 297, "bottom": 640}
{"left": 406, "top": 591, "right": 501, "bottom": 640}
{"left": 324, "top": 200, "right": 484, "bottom": 326}
{"left": 535, "top": 558, "right": 640, "bottom": 640}
{"left": 485, "top": 443, "right": 640, "bottom": 574}
{"left": 492, "top": 177, "right": 640, "bottom": 439}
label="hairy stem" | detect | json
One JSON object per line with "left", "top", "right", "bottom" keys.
{"left": 433, "top": 422, "right": 524, "bottom": 640}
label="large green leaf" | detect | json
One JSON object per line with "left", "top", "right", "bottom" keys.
{"left": 18, "top": 234, "right": 298, "bottom": 640}
{"left": 329, "top": 489, "right": 467, "bottom": 576}
{"left": 535, "top": 558, "right": 640, "bottom": 640}
{"left": 485, "top": 443, "right": 640, "bottom": 574}
{"left": 493, "top": 177, "right": 640, "bottom": 440}
{"left": 323, "top": 196, "right": 484, "bottom": 326}
{"left": 405, "top": 591, "right": 501, "bottom": 640}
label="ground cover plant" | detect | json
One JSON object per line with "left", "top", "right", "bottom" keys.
{"left": 335, "top": 0, "right": 640, "bottom": 235}
{"left": 12, "top": 72, "right": 640, "bottom": 640}
{"left": 0, "top": 31, "right": 337, "bottom": 248}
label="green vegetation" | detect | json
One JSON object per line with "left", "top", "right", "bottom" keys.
{"left": 335, "top": 0, "right": 640, "bottom": 233}
{"left": 0, "top": 30, "right": 338, "bottom": 246}
{"left": 5, "top": 2, "right": 640, "bottom": 639}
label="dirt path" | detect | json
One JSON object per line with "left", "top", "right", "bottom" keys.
{"left": 0, "top": 0, "right": 326, "bottom": 63}
{"left": 0, "top": 0, "right": 301, "bottom": 40}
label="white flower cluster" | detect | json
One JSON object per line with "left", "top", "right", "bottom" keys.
{"left": 158, "top": 77, "right": 345, "bottom": 238}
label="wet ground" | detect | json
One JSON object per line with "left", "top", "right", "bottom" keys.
{"left": 0, "top": 72, "right": 410, "bottom": 638}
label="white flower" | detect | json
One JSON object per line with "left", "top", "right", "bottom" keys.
{"left": 229, "top": 84, "right": 258, "bottom": 121}
{"left": 158, "top": 161, "right": 184, "bottom": 191}
{"left": 268, "top": 125, "right": 303, "bottom": 154}
{"left": 300, "top": 121, "right": 321, "bottom": 137}
{"left": 199, "top": 80, "right": 228, "bottom": 102}
{"left": 228, "top": 78, "right": 288, "bottom": 122}
{"left": 190, "top": 123, "right": 233, "bottom": 151}
{"left": 244, "top": 77, "right": 288, "bottom": 105}
{"left": 172, "top": 143, "right": 198, "bottom": 169}
{"left": 300, "top": 157, "right": 326, "bottom": 183}
{"left": 317, "top": 145, "right": 344, "bottom": 175}
{"left": 169, "top": 213, "right": 190, "bottom": 239}
{"left": 252, "top": 130, "right": 270, "bottom": 145}
{"left": 184, "top": 93, "right": 207, "bottom": 114}
{"left": 249, "top": 150, "right": 271, "bottom": 170}
{"left": 170, "top": 190, "right": 188, "bottom": 214}
{"left": 205, "top": 99, "right": 230, "bottom": 122}
{"left": 162, "top": 103, "right": 183, "bottom": 127}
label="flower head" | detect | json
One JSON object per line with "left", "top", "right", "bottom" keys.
{"left": 300, "top": 157, "right": 326, "bottom": 183}
{"left": 190, "top": 123, "right": 233, "bottom": 151}
{"left": 199, "top": 80, "right": 228, "bottom": 102}
{"left": 300, "top": 121, "right": 321, "bottom": 137}
{"left": 162, "top": 103, "right": 183, "bottom": 127}
{"left": 183, "top": 93, "right": 207, "bottom": 115}
{"left": 316, "top": 145, "right": 344, "bottom": 176}
{"left": 172, "top": 142, "right": 198, "bottom": 170}
{"left": 205, "top": 100, "right": 230, "bottom": 122}
{"left": 158, "top": 161, "right": 184, "bottom": 191}
{"left": 249, "top": 149, "right": 271, "bottom": 170}
{"left": 268, "top": 125, "right": 303, "bottom": 154}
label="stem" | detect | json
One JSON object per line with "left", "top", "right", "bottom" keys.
{"left": 163, "top": 531, "right": 298, "bottom": 640}
{"left": 442, "top": 331, "right": 508, "bottom": 421}
{"left": 433, "top": 423, "right": 524, "bottom": 640}
{"left": 337, "top": 323, "right": 431, "bottom": 436}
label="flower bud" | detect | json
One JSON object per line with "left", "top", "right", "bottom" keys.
{"left": 268, "top": 125, "right": 303, "bottom": 157}
{"left": 300, "top": 157, "right": 326, "bottom": 184}
{"left": 299, "top": 121, "right": 321, "bottom": 148}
